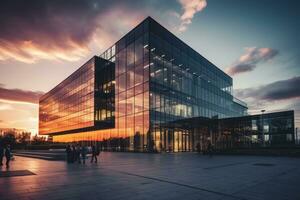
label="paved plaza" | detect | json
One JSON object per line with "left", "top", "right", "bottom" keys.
{"left": 0, "top": 153, "right": 299, "bottom": 200}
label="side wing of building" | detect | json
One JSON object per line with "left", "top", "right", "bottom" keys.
{"left": 39, "top": 56, "right": 115, "bottom": 136}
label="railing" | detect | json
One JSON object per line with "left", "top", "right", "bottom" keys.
{"left": 233, "top": 97, "right": 247, "bottom": 107}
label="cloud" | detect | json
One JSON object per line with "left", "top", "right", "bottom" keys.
{"left": 235, "top": 76, "right": 300, "bottom": 115}
{"left": 0, "top": 85, "right": 44, "bottom": 104}
{"left": 0, "top": 0, "right": 201, "bottom": 64}
{"left": 226, "top": 47, "right": 279, "bottom": 76}
{"left": 0, "top": 0, "right": 103, "bottom": 63}
{"left": 0, "top": 0, "right": 151, "bottom": 64}
{"left": 235, "top": 76, "right": 300, "bottom": 101}
{"left": 178, "top": 0, "right": 207, "bottom": 32}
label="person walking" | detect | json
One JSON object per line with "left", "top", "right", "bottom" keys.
{"left": 81, "top": 145, "right": 87, "bottom": 164}
{"left": 71, "top": 145, "right": 76, "bottom": 163}
{"left": 196, "top": 143, "right": 201, "bottom": 154}
{"left": 90, "top": 145, "right": 98, "bottom": 163}
{"left": 96, "top": 145, "right": 100, "bottom": 161}
{"left": 66, "top": 145, "right": 72, "bottom": 163}
{"left": 5, "top": 144, "right": 11, "bottom": 168}
{"left": 0, "top": 143, "right": 4, "bottom": 166}
{"left": 76, "top": 144, "right": 81, "bottom": 164}
{"left": 207, "top": 142, "right": 213, "bottom": 157}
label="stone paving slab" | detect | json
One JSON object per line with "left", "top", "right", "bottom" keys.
{"left": 0, "top": 170, "right": 36, "bottom": 177}
{"left": 0, "top": 153, "right": 299, "bottom": 200}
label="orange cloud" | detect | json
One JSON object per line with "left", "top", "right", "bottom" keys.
{"left": 0, "top": 39, "right": 89, "bottom": 64}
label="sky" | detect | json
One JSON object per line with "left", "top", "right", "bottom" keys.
{"left": 0, "top": 0, "right": 299, "bottom": 134}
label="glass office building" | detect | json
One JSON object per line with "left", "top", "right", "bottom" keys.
{"left": 39, "top": 17, "right": 295, "bottom": 152}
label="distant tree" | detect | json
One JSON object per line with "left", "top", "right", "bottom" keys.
{"left": 31, "top": 134, "right": 46, "bottom": 145}
{"left": 16, "top": 132, "right": 31, "bottom": 145}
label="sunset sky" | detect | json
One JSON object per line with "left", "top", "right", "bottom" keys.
{"left": 0, "top": 0, "right": 299, "bottom": 134}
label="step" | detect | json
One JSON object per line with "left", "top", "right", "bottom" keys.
{"left": 16, "top": 151, "right": 65, "bottom": 156}
{"left": 14, "top": 153, "right": 64, "bottom": 161}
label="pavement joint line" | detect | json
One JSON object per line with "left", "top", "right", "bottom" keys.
{"left": 108, "top": 169, "right": 247, "bottom": 200}
{"left": 203, "top": 162, "right": 250, "bottom": 170}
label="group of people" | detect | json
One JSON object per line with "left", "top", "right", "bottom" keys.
{"left": 0, "top": 144, "right": 11, "bottom": 168}
{"left": 196, "top": 142, "right": 214, "bottom": 156}
{"left": 66, "top": 144, "right": 100, "bottom": 164}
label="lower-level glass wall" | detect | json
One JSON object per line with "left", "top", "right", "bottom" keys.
{"left": 52, "top": 127, "right": 192, "bottom": 152}
{"left": 148, "top": 128, "right": 192, "bottom": 152}
{"left": 53, "top": 110, "right": 294, "bottom": 152}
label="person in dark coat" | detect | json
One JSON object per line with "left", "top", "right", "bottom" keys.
{"left": 76, "top": 144, "right": 81, "bottom": 164}
{"left": 66, "top": 145, "right": 72, "bottom": 163}
{"left": 207, "top": 142, "right": 213, "bottom": 157}
{"left": 71, "top": 145, "right": 76, "bottom": 163}
{"left": 196, "top": 143, "right": 201, "bottom": 154}
{"left": 81, "top": 145, "right": 87, "bottom": 164}
{"left": 90, "top": 145, "right": 98, "bottom": 163}
{"left": 0, "top": 143, "right": 4, "bottom": 166}
{"left": 5, "top": 144, "right": 11, "bottom": 168}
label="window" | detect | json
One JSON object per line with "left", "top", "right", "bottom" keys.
{"left": 118, "top": 49, "right": 126, "bottom": 75}
{"left": 264, "top": 134, "right": 269, "bottom": 142}
{"left": 118, "top": 74, "right": 126, "bottom": 93}
{"left": 135, "top": 66, "right": 143, "bottom": 86}
{"left": 127, "top": 97, "right": 134, "bottom": 115}
{"left": 127, "top": 68, "right": 134, "bottom": 89}
{"left": 118, "top": 100, "right": 126, "bottom": 117}
{"left": 127, "top": 88, "right": 134, "bottom": 98}
{"left": 252, "top": 120, "right": 258, "bottom": 131}
{"left": 251, "top": 135, "right": 258, "bottom": 143}
{"left": 135, "top": 37, "right": 143, "bottom": 65}
{"left": 263, "top": 125, "right": 269, "bottom": 133}
{"left": 135, "top": 93, "right": 143, "bottom": 113}
{"left": 127, "top": 43, "right": 135, "bottom": 67}
{"left": 134, "top": 84, "right": 143, "bottom": 95}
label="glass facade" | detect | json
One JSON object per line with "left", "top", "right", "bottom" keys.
{"left": 46, "top": 19, "right": 151, "bottom": 152}
{"left": 39, "top": 57, "right": 95, "bottom": 135}
{"left": 94, "top": 58, "right": 115, "bottom": 129}
{"left": 147, "top": 18, "right": 247, "bottom": 152}
{"left": 41, "top": 17, "right": 289, "bottom": 153}
{"left": 171, "top": 110, "right": 294, "bottom": 151}
{"left": 215, "top": 110, "right": 295, "bottom": 148}
{"left": 39, "top": 56, "right": 115, "bottom": 135}
{"left": 110, "top": 19, "right": 150, "bottom": 151}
